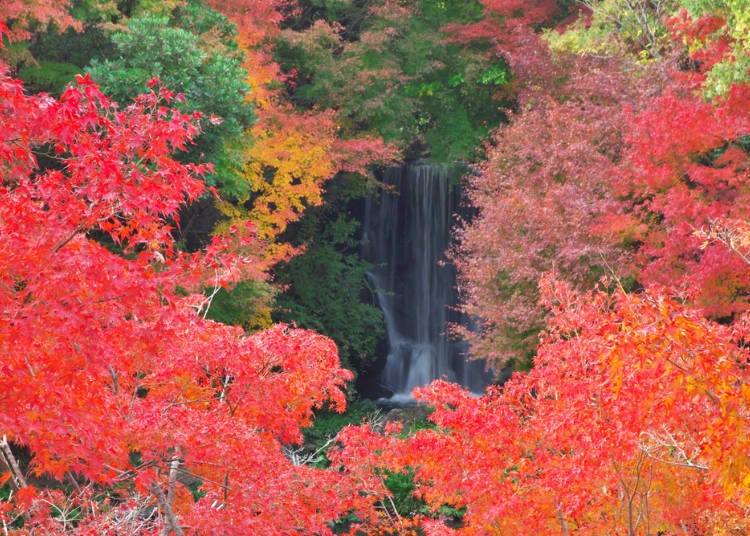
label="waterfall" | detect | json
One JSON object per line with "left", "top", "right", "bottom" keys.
{"left": 362, "top": 163, "right": 490, "bottom": 401}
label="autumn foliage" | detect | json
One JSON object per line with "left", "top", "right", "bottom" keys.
{"left": 0, "top": 1, "right": 79, "bottom": 42}
{"left": 453, "top": 4, "right": 750, "bottom": 364}
{"left": 0, "top": 36, "right": 368, "bottom": 533}
{"left": 205, "top": 0, "right": 396, "bottom": 259}
{"left": 3, "top": 2, "right": 750, "bottom": 535}
{"left": 451, "top": 52, "right": 649, "bottom": 364}
{"left": 611, "top": 82, "right": 750, "bottom": 318}
{"left": 334, "top": 278, "right": 750, "bottom": 534}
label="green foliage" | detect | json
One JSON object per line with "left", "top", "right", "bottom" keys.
{"left": 87, "top": 5, "right": 254, "bottom": 196}
{"left": 543, "top": 17, "right": 625, "bottom": 56}
{"left": 68, "top": 0, "right": 122, "bottom": 24}
{"left": 17, "top": 60, "right": 81, "bottom": 95}
{"left": 172, "top": 2, "right": 240, "bottom": 45}
{"left": 704, "top": 53, "right": 750, "bottom": 97}
{"left": 329, "top": 511, "right": 361, "bottom": 535}
{"left": 545, "top": 0, "right": 750, "bottom": 94}
{"left": 0, "top": 40, "right": 34, "bottom": 71}
{"left": 383, "top": 468, "right": 429, "bottom": 517}
{"left": 0, "top": 481, "right": 11, "bottom": 502}
{"left": 680, "top": 0, "right": 750, "bottom": 96}
{"left": 303, "top": 398, "right": 379, "bottom": 461}
{"left": 204, "top": 279, "right": 275, "bottom": 332}
{"left": 276, "top": 0, "right": 509, "bottom": 162}
{"left": 274, "top": 190, "right": 385, "bottom": 373}
{"left": 681, "top": 0, "right": 750, "bottom": 36}
{"left": 543, "top": 0, "right": 679, "bottom": 60}
{"left": 29, "top": 25, "right": 115, "bottom": 68}
{"left": 132, "top": 0, "right": 184, "bottom": 18}
{"left": 438, "top": 503, "right": 466, "bottom": 522}
{"left": 281, "top": 0, "right": 380, "bottom": 41}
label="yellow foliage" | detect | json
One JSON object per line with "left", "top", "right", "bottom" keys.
{"left": 215, "top": 106, "right": 337, "bottom": 256}
{"left": 211, "top": 41, "right": 341, "bottom": 265}
{"left": 543, "top": 0, "right": 675, "bottom": 60}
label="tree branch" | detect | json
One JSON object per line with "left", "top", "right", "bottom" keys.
{"left": 150, "top": 481, "right": 184, "bottom": 536}
{"left": 167, "top": 455, "right": 181, "bottom": 507}
{"left": 0, "top": 435, "right": 27, "bottom": 490}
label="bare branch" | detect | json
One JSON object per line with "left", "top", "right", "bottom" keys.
{"left": 150, "top": 481, "right": 184, "bottom": 536}
{"left": 556, "top": 498, "right": 570, "bottom": 536}
{"left": 0, "top": 435, "right": 27, "bottom": 490}
{"left": 283, "top": 436, "right": 337, "bottom": 467}
{"left": 639, "top": 428, "right": 710, "bottom": 471}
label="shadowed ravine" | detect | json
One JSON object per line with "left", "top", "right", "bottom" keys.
{"left": 362, "top": 163, "right": 491, "bottom": 402}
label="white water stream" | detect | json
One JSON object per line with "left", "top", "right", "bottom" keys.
{"left": 362, "top": 163, "right": 490, "bottom": 401}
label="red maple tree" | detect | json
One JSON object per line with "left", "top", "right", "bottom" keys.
{"left": 451, "top": 51, "right": 653, "bottom": 365}
{"left": 334, "top": 277, "right": 750, "bottom": 534}
{"left": 0, "top": 0, "right": 79, "bottom": 42}
{"left": 608, "top": 79, "right": 750, "bottom": 319}
{"left": 0, "top": 26, "right": 368, "bottom": 533}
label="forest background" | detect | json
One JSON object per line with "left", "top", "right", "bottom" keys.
{"left": 0, "top": 0, "right": 749, "bottom": 534}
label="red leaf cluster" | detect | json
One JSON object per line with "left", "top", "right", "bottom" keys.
{"left": 0, "top": 65, "right": 364, "bottom": 534}
{"left": 0, "top": 1, "right": 80, "bottom": 42}
{"left": 611, "top": 82, "right": 750, "bottom": 318}
{"left": 335, "top": 280, "right": 750, "bottom": 534}
{"left": 452, "top": 54, "right": 650, "bottom": 364}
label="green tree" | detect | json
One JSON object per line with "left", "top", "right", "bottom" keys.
{"left": 276, "top": 0, "right": 509, "bottom": 162}
{"left": 273, "top": 178, "right": 385, "bottom": 374}
{"left": 88, "top": 4, "right": 254, "bottom": 196}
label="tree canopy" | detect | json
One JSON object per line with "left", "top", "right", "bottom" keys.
{"left": 2, "top": 1, "right": 750, "bottom": 534}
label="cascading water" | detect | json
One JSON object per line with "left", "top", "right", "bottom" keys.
{"left": 362, "top": 163, "right": 491, "bottom": 402}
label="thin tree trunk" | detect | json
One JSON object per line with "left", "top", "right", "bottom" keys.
{"left": 0, "top": 435, "right": 27, "bottom": 490}
{"left": 151, "top": 482, "right": 184, "bottom": 536}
